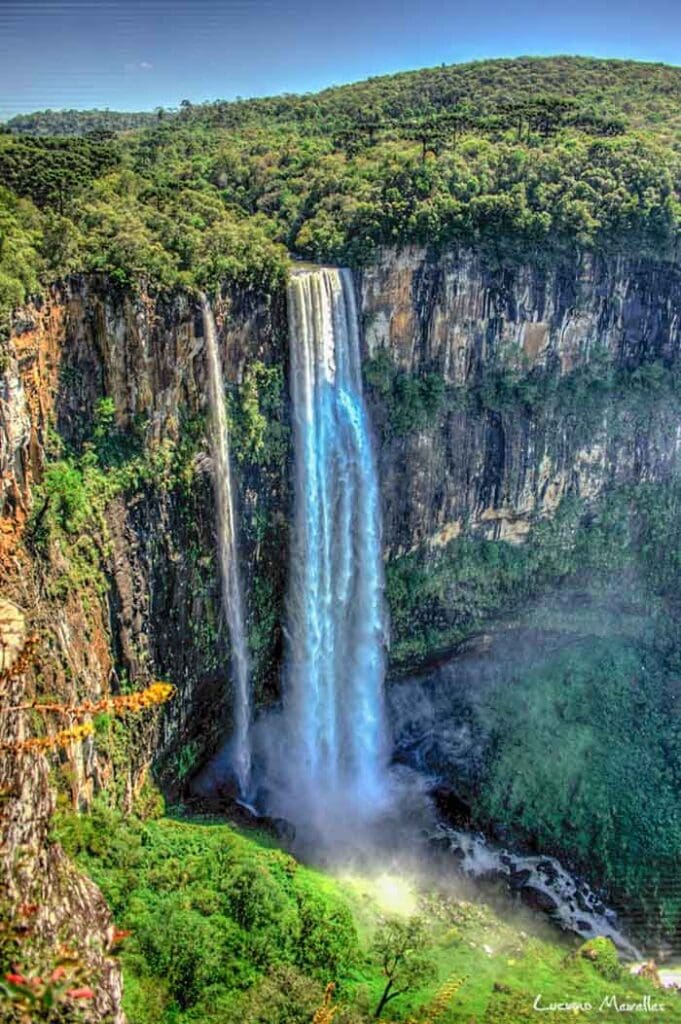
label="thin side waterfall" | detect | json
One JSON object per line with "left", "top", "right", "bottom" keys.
{"left": 278, "top": 266, "right": 388, "bottom": 830}
{"left": 201, "top": 297, "right": 251, "bottom": 797}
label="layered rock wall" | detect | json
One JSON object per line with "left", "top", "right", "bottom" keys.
{"left": 360, "top": 247, "right": 681, "bottom": 553}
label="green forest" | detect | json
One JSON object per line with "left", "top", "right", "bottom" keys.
{"left": 33, "top": 805, "right": 670, "bottom": 1024}
{"left": 1, "top": 55, "right": 681, "bottom": 340}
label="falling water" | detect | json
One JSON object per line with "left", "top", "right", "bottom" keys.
{"left": 201, "top": 297, "right": 251, "bottom": 797}
{"left": 278, "top": 267, "right": 388, "bottom": 830}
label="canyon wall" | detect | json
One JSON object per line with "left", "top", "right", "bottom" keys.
{"left": 4, "top": 250, "right": 681, "bottom": 772}
{"left": 0, "top": 278, "right": 287, "bottom": 1019}
{"left": 4, "top": 249, "right": 681, "bottom": 767}
{"left": 1, "top": 277, "right": 288, "bottom": 793}
{"left": 2, "top": 247, "right": 681, "bottom": 1005}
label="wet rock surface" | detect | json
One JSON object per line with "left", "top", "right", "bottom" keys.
{"left": 434, "top": 823, "right": 639, "bottom": 957}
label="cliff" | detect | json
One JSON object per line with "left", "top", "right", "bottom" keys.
{"left": 0, "top": 278, "right": 288, "bottom": 1018}
{"left": 361, "top": 246, "right": 681, "bottom": 553}
{"left": 2, "top": 246, "right": 681, "bottom": 1008}
{"left": 4, "top": 247, "right": 680, "bottom": 780}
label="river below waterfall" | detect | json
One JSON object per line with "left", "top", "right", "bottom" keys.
{"left": 428, "top": 819, "right": 641, "bottom": 958}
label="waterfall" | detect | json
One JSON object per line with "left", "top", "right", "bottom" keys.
{"left": 279, "top": 267, "right": 388, "bottom": 829}
{"left": 201, "top": 297, "right": 251, "bottom": 797}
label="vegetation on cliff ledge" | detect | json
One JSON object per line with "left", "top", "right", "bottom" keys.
{"left": 51, "top": 805, "right": 675, "bottom": 1023}
{"left": 1, "top": 55, "right": 681, "bottom": 337}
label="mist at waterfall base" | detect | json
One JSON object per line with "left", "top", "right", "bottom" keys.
{"left": 193, "top": 272, "right": 462, "bottom": 872}
{"left": 193, "top": 268, "right": 398, "bottom": 847}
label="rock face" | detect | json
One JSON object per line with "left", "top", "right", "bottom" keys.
{"left": 0, "top": 279, "right": 287, "bottom": 1021}
{"left": 361, "top": 247, "right": 681, "bottom": 383}
{"left": 360, "top": 247, "right": 681, "bottom": 554}
{"left": 1, "top": 278, "right": 289, "bottom": 796}
{"left": 3, "top": 251, "right": 681, "bottom": 770}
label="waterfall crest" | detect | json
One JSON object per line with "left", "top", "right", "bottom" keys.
{"left": 275, "top": 267, "right": 388, "bottom": 831}
{"left": 201, "top": 297, "right": 251, "bottom": 797}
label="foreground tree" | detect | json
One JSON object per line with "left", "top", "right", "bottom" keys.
{"left": 371, "top": 916, "right": 437, "bottom": 1019}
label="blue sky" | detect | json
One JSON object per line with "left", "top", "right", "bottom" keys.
{"left": 0, "top": 0, "right": 679, "bottom": 119}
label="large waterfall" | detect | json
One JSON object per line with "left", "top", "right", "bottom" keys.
{"left": 201, "top": 298, "right": 251, "bottom": 797}
{"left": 276, "top": 267, "right": 389, "bottom": 831}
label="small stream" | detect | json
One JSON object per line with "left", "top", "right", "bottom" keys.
{"left": 430, "top": 821, "right": 641, "bottom": 958}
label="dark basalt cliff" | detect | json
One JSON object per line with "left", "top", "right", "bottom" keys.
{"left": 3, "top": 248, "right": 680, "bottom": 785}
{"left": 2, "top": 247, "right": 681, "bottom": 1015}
{"left": 0, "top": 280, "right": 288, "bottom": 1018}
{"left": 361, "top": 246, "right": 681, "bottom": 554}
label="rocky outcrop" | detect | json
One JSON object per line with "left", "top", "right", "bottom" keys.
{"left": 361, "top": 247, "right": 681, "bottom": 381}
{"left": 0, "top": 599, "right": 123, "bottom": 1023}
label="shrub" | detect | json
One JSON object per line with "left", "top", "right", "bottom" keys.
{"left": 576, "top": 938, "right": 623, "bottom": 981}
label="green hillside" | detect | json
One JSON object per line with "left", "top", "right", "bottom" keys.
{"left": 2, "top": 108, "right": 161, "bottom": 137}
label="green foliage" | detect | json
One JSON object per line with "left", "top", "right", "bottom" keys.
{"left": 176, "top": 741, "right": 200, "bottom": 781}
{"left": 386, "top": 494, "right": 586, "bottom": 666}
{"left": 53, "top": 808, "right": 675, "bottom": 1023}
{"left": 3, "top": 108, "right": 160, "bottom": 137}
{"left": 2, "top": 57, "right": 681, "bottom": 322}
{"left": 371, "top": 917, "right": 437, "bottom": 1018}
{"left": 26, "top": 450, "right": 117, "bottom": 601}
{"left": 386, "top": 450, "right": 681, "bottom": 667}
{"left": 576, "top": 938, "right": 623, "bottom": 981}
{"left": 478, "top": 633, "right": 681, "bottom": 929}
{"left": 91, "top": 396, "right": 116, "bottom": 446}
{"left": 386, "top": 470, "right": 681, "bottom": 935}
{"left": 0, "top": 184, "right": 42, "bottom": 335}
{"left": 238, "top": 965, "right": 325, "bottom": 1024}
{"left": 294, "top": 876, "right": 359, "bottom": 978}
{"left": 41, "top": 461, "right": 92, "bottom": 535}
{"left": 54, "top": 811, "right": 362, "bottom": 1023}
{"left": 365, "top": 352, "right": 447, "bottom": 435}
{"left": 230, "top": 360, "right": 288, "bottom": 466}
{"left": 482, "top": 989, "right": 536, "bottom": 1023}
{"left": 0, "top": 135, "right": 120, "bottom": 212}
{"left": 28, "top": 449, "right": 116, "bottom": 598}
{"left": 27, "top": 398, "right": 211, "bottom": 601}
{"left": 366, "top": 344, "right": 681, "bottom": 444}
{"left": 386, "top": 469, "right": 681, "bottom": 933}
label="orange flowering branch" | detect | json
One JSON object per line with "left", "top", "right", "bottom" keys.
{"left": 1, "top": 682, "right": 174, "bottom": 752}
{"left": 312, "top": 983, "right": 338, "bottom": 1024}
{"left": 5, "top": 681, "right": 175, "bottom": 718}
{"left": 2, "top": 722, "right": 95, "bottom": 754}
{"left": 414, "top": 974, "right": 468, "bottom": 1024}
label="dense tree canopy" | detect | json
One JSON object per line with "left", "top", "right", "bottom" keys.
{"left": 3, "top": 108, "right": 159, "bottom": 136}
{"left": 1, "top": 55, "right": 680, "bottom": 335}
